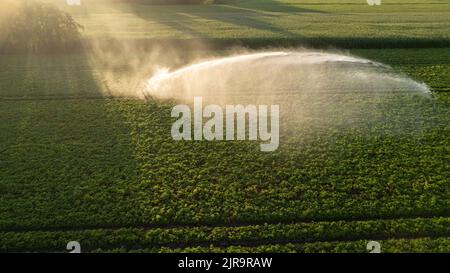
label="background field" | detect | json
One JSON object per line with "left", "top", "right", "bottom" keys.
{"left": 0, "top": 0, "right": 449, "bottom": 252}
{"left": 48, "top": 0, "right": 450, "bottom": 48}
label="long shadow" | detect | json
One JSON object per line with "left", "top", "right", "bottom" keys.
{"left": 0, "top": 54, "right": 102, "bottom": 99}
{"left": 117, "top": 3, "right": 209, "bottom": 39}
{"left": 217, "top": 0, "right": 326, "bottom": 13}
{"left": 199, "top": 0, "right": 326, "bottom": 37}
{"left": 0, "top": 52, "right": 143, "bottom": 231}
{"left": 125, "top": 0, "right": 326, "bottom": 39}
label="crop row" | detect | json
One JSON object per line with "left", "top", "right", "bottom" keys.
{"left": 95, "top": 237, "right": 450, "bottom": 253}
{"left": 1, "top": 96, "right": 449, "bottom": 231}
{"left": 1, "top": 217, "right": 449, "bottom": 252}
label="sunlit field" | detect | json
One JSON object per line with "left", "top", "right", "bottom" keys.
{"left": 38, "top": 0, "right": 450, "bottom": 49}
{"left": 0, "top": 0, "right": 449, "bottom": 253}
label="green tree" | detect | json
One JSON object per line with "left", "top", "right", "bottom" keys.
{"left": 0, "top": 0, "right": 83, "bottom": 53}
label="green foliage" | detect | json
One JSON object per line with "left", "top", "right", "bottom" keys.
{"left": 151, "top": 0, "right": 214, "bottom": 4}
{"left": 0, "top": 0, "right": 83, "bottom": 53}
{"left": 53, "top": 0, "right": 450, "bottom": 49}
{"left": 2, "top": 217, "right": 450, "bottom": 252}
{"left": 0, "top": 48, "right": 449, "bottom": 252}
{"left": 110, "top": 0, "right": 215, "bottom": 4}
{"left": 106, "top": 237, "right": 450, "bottom": 253}
{"left": 0, "top": 0, "right": 449, "bottom": 252}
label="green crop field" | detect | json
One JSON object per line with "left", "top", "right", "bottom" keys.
{"left": 0, "top": 0, "right": 449, "bottom": 253}
{"left": 47, "top": 0, "right": 450, "bottom": 48}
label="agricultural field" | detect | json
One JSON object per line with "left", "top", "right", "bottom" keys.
{"left": 48, "top": 0, "right": 450, "bottom": 48}
{"left": 0, "top": 0, "right": 449, "bottom": 253}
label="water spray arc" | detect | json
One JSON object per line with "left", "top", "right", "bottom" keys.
{"left": 143, "top": 51, "right": 431, "bottom": 104}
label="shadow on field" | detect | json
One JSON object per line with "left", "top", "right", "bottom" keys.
{"left": 0, "top": 50, "right": 149, "bottom": 231}
{"left": 125, "top": 0, "right": 324, "bottom": 39}
{"left": 0, "top": 54, "right": 104, "bottom": 98}
{"left": 217, "top": 0, "right": 326, "bottom": 13}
